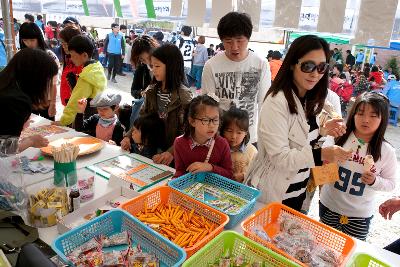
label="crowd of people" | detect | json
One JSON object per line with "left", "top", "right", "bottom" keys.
{"left": 1, "top": 11, "right": 400, "bottom": 254}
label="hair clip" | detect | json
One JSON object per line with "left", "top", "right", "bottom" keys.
{"left": 206, "top": 93, "right": 220, "bottom": 103}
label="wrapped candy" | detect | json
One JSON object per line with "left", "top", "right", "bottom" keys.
{"left": 103, "top": 250, "right": 128, "bottom": 266}
{"left": 319, "top": 102, "right": 343, "bottom": 136}
{"left": 251, "top": 225, "right": 272, "bottom": 243}
{"left": 67, "top": 237, "right": 103, "bottom": 267}
{"left": 67, "top": 237, "right": 102, "bottom": 260}
{"left": 126, "top": 244, "right": 159, "bottom": 267}
{"left": 311, "top": 246, "right": 343, "bottom": 267}
{"left": 102, "top": 231, "right": 130, "bottom": 247}
{"left": 364, "top": 155, "right": 374, "bottom": 172}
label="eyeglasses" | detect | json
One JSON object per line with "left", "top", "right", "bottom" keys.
{"left": 195, "top": 118, "right": 219, "bottom": 126}
{"left": 298, "top": 60, "right": 329, "bottom": 74}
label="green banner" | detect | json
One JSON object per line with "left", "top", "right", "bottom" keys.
{"left": 145, "top": 0, "right": 156, "bottom": 18}
{"left": 82, "top": 0, "right": 89, "bottom": 16}
{"left": 114, "top": 0, "right": 123, "bottom": 18}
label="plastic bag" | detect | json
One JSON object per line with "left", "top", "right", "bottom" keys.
{"left": 0, "top": 137, "right": 27, "bottom": 212}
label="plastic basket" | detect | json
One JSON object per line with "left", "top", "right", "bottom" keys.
{"left": 347, "top": 253, "right": 391, "bottom": 267}
{"left": 241, "top": 202, "right": 356, "bottom": 267}
{"left": 183, "top": 231, "right": 301, "bottom": 267}
{"left": 52, "top": 209, "right": 186, "bottom": 267}
{"left": 120, "top": 185, "right": 229, "bottom": 258}
{"left": 168, "top": 172, "right": 260, "bottom": 229}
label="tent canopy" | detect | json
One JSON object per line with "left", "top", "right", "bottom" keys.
{"left": 354, "top": 41, "right": 400, "bottom": 51}
{"left": 289, "top": 31, "right": 351, "bottom": 45}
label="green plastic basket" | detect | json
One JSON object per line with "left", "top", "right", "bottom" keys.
{"left": 182, "top": 231, "right": 300, "bottom": 267}
{"left": 347, "top": 253, "right": 391, "bottom": 267}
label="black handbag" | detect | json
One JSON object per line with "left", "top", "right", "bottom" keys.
{"left": 0, "top": 210, "right": 56, "bottom": 266}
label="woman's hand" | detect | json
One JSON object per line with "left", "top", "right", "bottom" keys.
{"left": 120, "top": 137, "right": 131, "bottom": 151}
{"left": 19, "top": 134, "right": 49, "bottom": 152}
{"left": 321, "top": 145, "right": 352, "bottom": 164}
{"left": 51, "top": 121, "right": 61, "bottom": 126}
{"left": 361, "top": 171, "right": 376, "bottom": 185}
{"left": 379, "top": 198, "right": 400, "bottom": 220}
{"left": 321, "top": 118, "right": 346, "bottom": 137}
{"left": 153, "top": 151, "right": 174, "bottom": 165}
{"left": 186, "top": 162, "right": 212, "bottom": 174}
{"left": 77, "top": 98, "right": 87, "bottom": 114}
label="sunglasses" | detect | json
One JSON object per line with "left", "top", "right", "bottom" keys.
{"left": 298, "top": 60, "right": 329, "bottom": 74}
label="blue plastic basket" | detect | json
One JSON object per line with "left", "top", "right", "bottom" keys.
{"left": 168, "top": 172, "right": 260, "bottom": 229}
{"left": 52, "top": 209, "right": 186, "bottom": 267}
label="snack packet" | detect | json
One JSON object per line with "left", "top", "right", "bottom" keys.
{"left": 102, "top": 231, "right": 130, "bottom": 247}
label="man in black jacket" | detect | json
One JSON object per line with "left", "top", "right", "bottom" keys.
{"left": 345, "top": 50, "right": 355, "bottom": 69}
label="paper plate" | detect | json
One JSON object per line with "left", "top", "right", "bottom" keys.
{"left": 41, "top": 136, "right": 104, "bottom": 156}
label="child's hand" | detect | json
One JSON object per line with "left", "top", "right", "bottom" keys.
{"left": 48, "top": 102, "right": 56, "bottom": 117}
{"left": 77, "top": 98, "right": 87, "bottom": 113}
{"left": 153, "top": 151, "right": 174, "bottom": 166}
{"left": 379, "top": 198, "right": 400, "bottom": 220}
{"left": 108, "top": 140, "right": 116, "bottom": 145}
{"left": 51, "top": 121, "right": 61, "bottom": 126}
{"left": 361, "top": 171, "right": 376, "bottom": 185}
{"left": 233, "top": 173, "right": 245, "bottom": 183}
{"left": 120, "top": 137, "right": 131, "bottom": 151}
{"left": 322, "top": 118, "right": 346, "bottom": 137}
{"left": 321, "top": 145, "right": 352, "bottom": 164}
{"left": 186, "top": 162, "right": 213, "bottom": 174}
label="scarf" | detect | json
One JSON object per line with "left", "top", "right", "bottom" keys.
{"left": 98, "top": 115, "right": 117, "bottom": 128}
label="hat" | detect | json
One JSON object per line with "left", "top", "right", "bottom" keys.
{"left": 90, "top": 93, "right": 121, "bottom": 107}
{"left": 63, "top": 16, "right": 79, "bottom": 25}
{"left": 388, "top": 74, "right": 397, "bottom": 80}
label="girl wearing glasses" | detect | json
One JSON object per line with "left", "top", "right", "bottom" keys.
{"left": 319, "top": 92, "right": 397, "bottom": 241}
{"left": 173, "top": 95, "right": 233, "bottom": 178}
{"left": 245, "top": 35, "right": 350, "bottom": 211}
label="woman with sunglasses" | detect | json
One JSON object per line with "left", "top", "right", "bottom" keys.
{"left": 245, "top": 35, "right": 351, "bottom": 211}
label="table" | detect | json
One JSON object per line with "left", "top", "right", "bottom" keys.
{"left": 23, "top": 116, "right": 400, "bottom": 266}
{"left": 21, "top": 114, "right": 127, "bottom": 187}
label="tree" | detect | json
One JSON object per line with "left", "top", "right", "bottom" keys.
{"left": 385, "top": 56, "right": 400, "bottom": 79}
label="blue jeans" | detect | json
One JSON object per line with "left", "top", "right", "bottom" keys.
{"left": 190, "top": 65, "right": 204, "bottom": 89}
{"left": 130, "top": 97, "right": 145, "bottom": 128}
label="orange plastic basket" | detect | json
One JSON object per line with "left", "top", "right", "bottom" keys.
{"left": 120, "top": 186, "right": 229, "bottom": 258}
{"left": 241, "top": 202, "right": 356, "bottom": 267}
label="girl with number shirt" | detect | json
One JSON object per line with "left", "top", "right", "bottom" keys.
{"left": 320, "top": 92, "right": 397, "bottom": 241}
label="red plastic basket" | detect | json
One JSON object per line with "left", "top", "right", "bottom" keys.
{"left": 241, "top": 202, "right": 356, "bottom": 267}
{"left": 120, "top": 186, "right": 229, "bottom": 258}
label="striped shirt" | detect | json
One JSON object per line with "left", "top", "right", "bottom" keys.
{"left": 282, "top": 115, "right": 320, "bottom": 210}
{"left": 156, "top": 91, "right": 171, "bottom": 118}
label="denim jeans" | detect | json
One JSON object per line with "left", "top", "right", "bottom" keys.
{"left": 129, "top": 97, "right": 145, "bottom": 128}
{"left": 190, "top": 65, "right": 204, "bottom": 89}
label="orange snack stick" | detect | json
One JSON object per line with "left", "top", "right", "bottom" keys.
{"left": 173, "top": 232, "right": 184, "bottom": 243}
{"left": 188, "top": 209, "right": 194, "bottom": 221}
{"left": 151, "top": 202, "right": 160, "bottom": 212}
